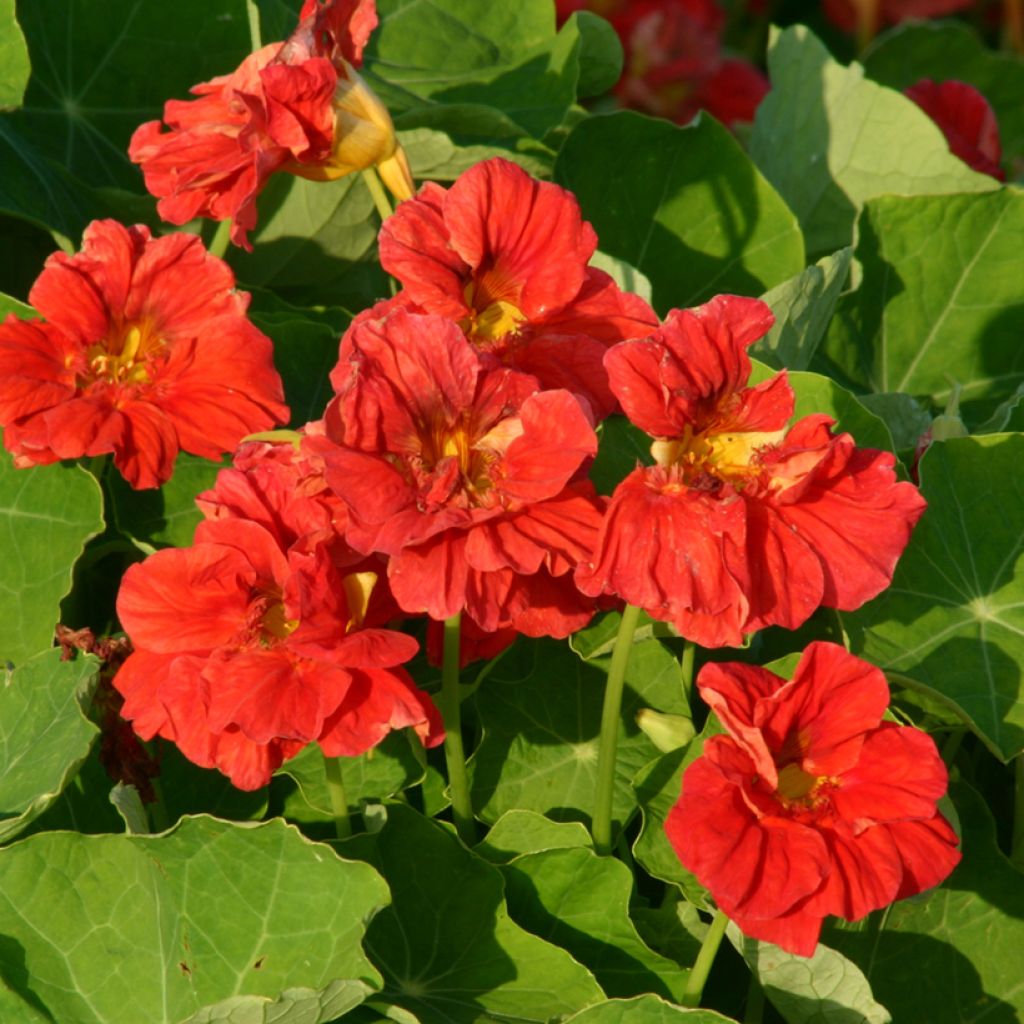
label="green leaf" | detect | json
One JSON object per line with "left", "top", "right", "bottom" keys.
{"left": 343, "top": 803, "right": 605, "bottom": 1023}
{"left": 864, "top": 21, "right": 1024, "bottom": 167}
{"left": 844, "top": 434, "right": 1024, "bottom": 760}
{"left": 469, "top": 636, "right": 685, "bottom": 834}
{"left": 475, "top": 808, "right": 592, "bottom": 863}
{"left": 0, "top": 816, "right": 389, "bottom": 1024}
{"left": 856, "top": 393, "right": 932, "bottom": 453}
{"left": 753, "top": 248, "right": 852, "bottom": 372}
{"left": 826, "top": 781, "right": 1024, "bottom": 1023}
{"left": 562, "top": 995, "right": 738, "bottom": 1023}
{"left": 108, "top": 782, "right": 149, "bottom": 835}
{"left": 11, "top": 0, "right": 251, "bottom": 190}
{"left": 499, "top": 846, "right": 690, "bottom": 1001}
{"left": 365, "top": 0, "right": 578, "bottom": 142}
{"left": 591, "top": 415, "right": 653, "bottom": 496}
{"left": 399, "top": 126, "right": 553, "bottom": 182}
{"left": 749, "top": 26, "right": 997, "bottom": 258}
{"left": 277, "top": 734, "right": 425, "bottom": 826}
{"left": 728, "top": 926, "right": 891, "bottom": 1024}
{"left": 821, "top": 190, "right": 1024, "bottom": 422}
{"left": 568, "top": 11, "right": 622, "bottom": 98}
{"left": 0, "top": 648, "right": 98, "bottom": 844}
{"left": 590, "top": 250, "right": 653, "bottom": 306}
{"left": 232, "top": 173, "right": 387, "bottom": 309}
{"left": 556, "top": 111, "right": 805, "bottom": 316}
{"left": 0, "top": 0, "right": 29, "bottom": 111}
{"left": 749, "top": 361, "right": 895, "bottom": 453}
{"left": 107, "top": 453, "right": 224, "bottom": 550}
{"left": 0, "top": 454, "right": 104, "bottom": 665}
{"left": 158, "top": 741, "right": 268, "bottom": 825}
{"left": 0, "top": 289, "right": 33, "bottom": 318}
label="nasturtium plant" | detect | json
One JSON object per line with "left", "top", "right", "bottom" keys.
{"left": 0, "top": 1, "right": 1022, "bottom": 1022}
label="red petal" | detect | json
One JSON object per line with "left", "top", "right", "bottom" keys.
{"left": 389, "top": 531, "right": 471, "bottom": 621}
{"left": 888, "top": 814, "right": 961, "bottom": 900}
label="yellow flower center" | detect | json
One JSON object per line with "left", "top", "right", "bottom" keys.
{"left": 775, "top": 762, "right": 819, "bottom": 802}
{"left": 84, "top": 320, "right": 163, "bottom": 386}
{"left": 261, "top": 599, "right": 299, "bottom": 642}
{"left": 650, "top": 424, "right": 785, "bottom": 491}
{"left": 460, "top": 282, "right": 525, "bottom": 345}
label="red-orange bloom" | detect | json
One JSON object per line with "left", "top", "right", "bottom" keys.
{"left": 905, "top": 79, "right": 1005, "bottom": 181}
{"left": 556, "top": 0, "right": 768, "bottom": 126}
{"left": 114, "top": 442, "right": 442, "bottom": 790}
{"left": 666, "top": 643, "right": 960, "bottom": 956}
{"left": 130, "top": 0, "right": 412, "bottom": 250}
{"left": 375, "top": 158, "right": 657, "bottom": 419}
{"left": 309, "top": 307, "right": 605, "bottom": 636}
{"left": 0, "top": 220, "right": 288, "bottom": 489}
{"left": 575, "top": 296, "right": 926, "bottom": 647}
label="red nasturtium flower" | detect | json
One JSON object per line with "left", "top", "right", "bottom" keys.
{"left": 666, "top": 643, "right": 961, "bottom": 956}
{"left": 575, "top": 295, "right": 927, "bottom": 647}
{"left": 308, "top": 306, "right": 605, "bottom": 637}
{"left": 114, "top": 441, "right": 442, "bottom": 790}
{"left": 905, "top": 79, "right": 1005, "bottom": 181}
{"left": 374, "top": 157, "right": 657, "bottom": 419}
{"left": 130, "top": 0, "right": 413, "bottom": 250}
{"left": 556, "top": 0, "right": 768, "bottom": 126}
{"left": 0, "top": 220, "right": 288, "bottom": 489}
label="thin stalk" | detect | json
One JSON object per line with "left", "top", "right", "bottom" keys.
{"left": 246, "top": 0, "right": 263, "bottom": 50}
{"left": 147, "top": 773, "right": 170, "bottom": 833}
{"left": 324, "top": 756, "right": 352, "bottom": 840}
{"left": 1007, "top": 0, "right": 1024, "bottom": 53}
{"left": 680, "top": 639, "right": 696, "bottom": 703}
{"left": 592, "top": 603, "right": 642, "bottom": 855}
{"left": 941, "top": 729, "right": 965, "bottom": 769}
{"left": 682, "top": 909, "right": 729, "bottom": 1008}
{"left": 1013, "top": 755, "right": 1024, "bottom": 867}
{"left": 440, "top": 612, "right": 476, "bottom": 844}
{"left": 854, "top": 0, "right": 881, "bottom": 52}
{"left": 362, "top": 166, "right": 394, "bottom": 224}
{"left": 208, "top": 218, "right": 233, "bottom": 260}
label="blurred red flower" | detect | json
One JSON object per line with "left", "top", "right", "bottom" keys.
{"left": 556, "top": 0, "right": 768, "bottom": 126}
{"left": 114, "top": 441, "right": 442, "bottom": 790}
{"left": 905, "top": 79, "right": 1005, "bottom": 180}
{"left": 375, "top": 158, "right": 657, "bottom": 419}
{"left": 666, "top": 643, "right": 961, "bottom": 956}
{"left": 130, "top": 0, "right": 412, "bottom": 250}
{"left": 0, "top": 220, "right": 288, "bottom": 489}
{"left": 309, "top": 307, "right": 605, "bottom": 636}
{"left": 575, "top": 295, "right": 926, "bottom": 647}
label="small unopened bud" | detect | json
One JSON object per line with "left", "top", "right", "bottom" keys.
{"left": 636, "top": 709, "right": 696, "bottom": 753}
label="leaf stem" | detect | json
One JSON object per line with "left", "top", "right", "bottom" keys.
{"left": 324, "top": 755, "right": 352, "bottom": 840}
{"left": 592, "top": 603, "right": 641, "bottom": 855}
{"left": 680, "top": 639, "right": 695, "bottom": 703}
{"left": 440, "top": 612, "right": 476, "bottom": 844}
{"left": 245, "top": 0, "right": 263, "bottom": 51}
{"left": 744, "top": 972, "right": 765, "bottom": 1024}
{"left": 362, "top": 166, "right": 394, "bottom": 224}
{"left": 940, "top": 729, "right": 964, "bottom": 768}
{"left": 208, "top": 218, "right": 234, "bottom": 261}
{"left": 1006, "top": 0, "right": 1024, "bottom": 54}
{"left": 682, "top": 909, "right": 729, "bottom": 1008}
{"left": 147, "top": 774, "right": 170, "bottom": 833}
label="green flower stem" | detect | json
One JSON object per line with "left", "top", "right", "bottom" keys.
{"left": 680, "top": 639, "right": 696, "bottom": 702}
{"left": 440, "top": 611, "right": 476, "bottom": 845}
{"left": 682, "top": 909, "right": 730, "bottom": 1008}
{"left": 245, "top": 0, "right": 262, "bottom": 50}
{"left": 208, "top": 218, "right": 233, "bottom": 260}
{"left": 147, "top": 774, "right": 170, "bottom": 833}
{"left": 744, "top": 973, "right": 765, "bottom": 1024}
{"left": 324, "top": 756, "right": 352, "bottom": 840}
{"left": 592, "top": 602, "right": 642, "bottom": 856}
{"left": 941, "top": 729, "right": 965, "bottom": 768}
{"left": 362, "top": 166, "right": 394, "bottom": 224}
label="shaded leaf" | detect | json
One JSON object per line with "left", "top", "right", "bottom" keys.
{"left": 826, "top": 781, "right": 1024, "bottom": 1023}
{"left": 469, "top": 636, "right": 685, "bottom": 836}
{"left": 821, "top": 190, "right": 1024, "bottom": 423}
{"left": 0, "top": 648, "right": 98, "bottom": 844}
{"left": 556, "top": 110, "right": 805, "bottom": 316}
{"left": 753, "top": 248, "right": 852, "bottom": 372}
{"left": 0, "top": 454, "right": 104, "bottom": 665}
{"left": 568, "top": 11, "right": 622, "bottom": 99}
{"left": 844, "top": 434, "right": 1024, "bottom": 760}
{"left": 344, "top": 803, "right": 604, "bottom": 1023}
{"left": 728, "top": 925, "right": 891, "bottom": 1024}
{"left": 500, "top": 845, "right": 690, "bottom": 1001}
{"left": 856, "top": 394, "right": 932, "bottom": 453}
{"left": 749, "top": 26, "right": 996, "bottom": 258}
{"left": 0, "top": 816, "right": 388, "bottom": 1024}
{"left": 0, "top": 289, "right": 33, "bottom": 317}
{"left": 399, "top": 126, "right": 553, "bottom": 182}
